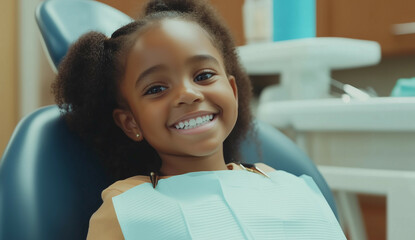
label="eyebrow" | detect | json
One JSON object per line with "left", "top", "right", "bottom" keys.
{"left": 135, "top": 64, "right": 167, "bottom": 88}
{"left": 185, "top": 54, "right": 221, "bottom": 67}
{"left": 135, "top": 54, "right": 221, "bottom": 87}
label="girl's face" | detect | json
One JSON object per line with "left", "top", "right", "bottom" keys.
{"left": 114, "top": 19, "right": 238, "bottom": 169}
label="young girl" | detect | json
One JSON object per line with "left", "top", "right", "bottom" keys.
{"left": 53, "top": 0, "right": 345, "bottom": 239}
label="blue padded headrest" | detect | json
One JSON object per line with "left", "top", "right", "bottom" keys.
{"left": 36, "top": 0, "right": 133, "bottom": 68}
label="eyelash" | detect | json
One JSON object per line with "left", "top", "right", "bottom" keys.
{"left": 144, "top": 71, "right": 216, "bottom": 95}
{"left": 144, "top": 85, "right": 167, "bottom": 95}
{"left": 194, "top": 71, "right": 215, "bottom": 82}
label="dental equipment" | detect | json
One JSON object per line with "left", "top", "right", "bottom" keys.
{"left": 237, "top": 37, "right": 381, "bottom": 102}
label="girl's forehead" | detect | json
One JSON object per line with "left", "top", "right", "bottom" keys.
{"left": 129, "top": 19, "right": 223, "bottom": 65}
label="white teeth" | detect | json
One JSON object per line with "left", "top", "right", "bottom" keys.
{"left": 174, "top": 114, "right": 214, "bottom": 130}
{"left": 196, "top": 117, "right": 202, "bottom": 124}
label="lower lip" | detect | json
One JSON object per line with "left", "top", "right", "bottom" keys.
{"left": 171, "top": 115, "right": 218, "bottom": 135}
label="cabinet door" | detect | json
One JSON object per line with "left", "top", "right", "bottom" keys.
{"left": 317, "top": 0, "right": 415, "bottom": 56}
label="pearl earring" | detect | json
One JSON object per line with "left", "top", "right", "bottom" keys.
{"left": 136, "top": 133, "right": 140, "bottom": 138}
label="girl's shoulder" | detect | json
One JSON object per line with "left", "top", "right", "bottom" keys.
{"left": 87, "top": 175, "right": 150, "bottom": 239}
{"left": 229, "top": 162, "right": 276, "bottom": 173}
{"left": 103, "top": 175, "right": 150, "bottom": 198}
{"left": 252, "top": 163, "right": 276, "bottom": 173}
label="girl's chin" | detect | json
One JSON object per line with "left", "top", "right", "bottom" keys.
{"left": 162, "top": 142, "right": 223, "bottom": 159}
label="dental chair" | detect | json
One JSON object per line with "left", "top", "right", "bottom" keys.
{"left": 0, "top": 0, "right": 337, "bottom": 239}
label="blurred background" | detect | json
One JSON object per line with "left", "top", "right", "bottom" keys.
{"left": 2, "top": 0, "right": 415, "bottom": 239}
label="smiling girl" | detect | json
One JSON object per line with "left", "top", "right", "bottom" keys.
{"left": 53, "top": 0, "right": 345, "bottom": 239}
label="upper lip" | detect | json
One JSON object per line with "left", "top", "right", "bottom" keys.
{"left": 169, "top": 111, "right": 217, "bottom": 127}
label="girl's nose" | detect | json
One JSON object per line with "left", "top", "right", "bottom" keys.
{"left": 174, "top": 82, "right": 204, "bottom": 106}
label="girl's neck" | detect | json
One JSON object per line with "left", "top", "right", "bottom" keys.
{"left": 157, "top": 149, "right": 228, "bottom": 176}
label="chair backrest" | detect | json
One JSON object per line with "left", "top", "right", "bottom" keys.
{"left": 0, "top": 0, "right": 337, "bottom": 239}
{"left": 240, "top": 122, "right": 337, "bottom": 216}
{"left": 0, "top": 106, "right": 112, "bottom": 240}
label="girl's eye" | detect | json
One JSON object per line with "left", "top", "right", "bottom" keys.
{"left": 194, "top": 72, "right": 214, "bottom": 82}
{"left": 145, "top": 85, "right": 167, "bottom": 95}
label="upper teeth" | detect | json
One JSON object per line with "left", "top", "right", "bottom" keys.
{"left": 175, "top": 114, "right": 214, "bottom": 130}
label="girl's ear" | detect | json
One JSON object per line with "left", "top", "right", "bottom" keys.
{"left": 113, "top": 108, "right": 143, "bottom": 142}
{"left": 228, "top": 75, "right": 238, "bottom": 103}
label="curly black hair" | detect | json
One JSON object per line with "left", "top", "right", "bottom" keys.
{"left": 53, "top": 0, "right": 253, "bottom": 181}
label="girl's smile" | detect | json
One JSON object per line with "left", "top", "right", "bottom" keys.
{"left": 113, "top": 18, "right": 238, "bottom": 175}
{"left": 170, "top": 112, "right": 218, "bottom": 134}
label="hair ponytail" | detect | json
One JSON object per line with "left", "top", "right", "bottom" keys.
{"left": 54, "top": 32, "right": 107, "bottom": 115}
{"left": 53, "top": 31, "right": 118, "bottom": 152}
